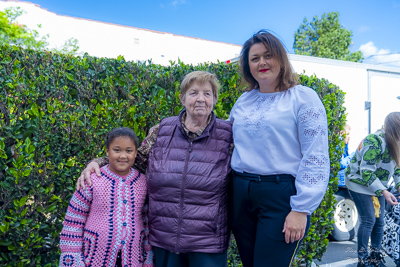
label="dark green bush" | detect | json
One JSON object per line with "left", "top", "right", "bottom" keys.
{"left": 0, "top": 44, "right": 345, "bottom": 266}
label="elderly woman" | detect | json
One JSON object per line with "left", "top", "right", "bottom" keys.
{"left": 77, "top": 71, "right": 233, "bottom": 267}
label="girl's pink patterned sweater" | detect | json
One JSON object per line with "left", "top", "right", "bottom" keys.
{"left": 59, "top": 165, "right": 153, "bottom": 267}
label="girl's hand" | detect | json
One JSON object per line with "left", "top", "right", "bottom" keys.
{"left": 383, "top": 190, "right": 399, "bottom": 206}
{"left": 76, "top": 161, "right": 100, "bottom": 190}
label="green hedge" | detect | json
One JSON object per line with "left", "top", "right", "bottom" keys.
{"left": 0, "top": 44, "right": 345, "bottom": 266}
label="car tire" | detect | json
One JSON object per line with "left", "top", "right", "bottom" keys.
{"left": 329, "top": 189, "right": 359, "bottom": 241}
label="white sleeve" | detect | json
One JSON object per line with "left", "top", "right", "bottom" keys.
{"left": 290, "top": 93, "right": 330, "bottom": 214}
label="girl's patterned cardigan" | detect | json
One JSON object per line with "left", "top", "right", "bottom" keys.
{"left": 59, "top": 165, "right": 153, "bottom": 267}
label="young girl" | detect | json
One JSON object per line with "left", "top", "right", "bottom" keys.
{"left": 59, "top": 127, "right": 153, "bottom": 267}
{"left": 345, "top": 112, "right": 400, "bottom": 267}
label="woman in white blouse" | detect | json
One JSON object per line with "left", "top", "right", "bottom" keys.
{"left": 228, "top": 30, "right": 330, "bottom": 267}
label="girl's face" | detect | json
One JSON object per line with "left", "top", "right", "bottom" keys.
{"left": 106, "top": 136, "right": 137, "bottom": 176}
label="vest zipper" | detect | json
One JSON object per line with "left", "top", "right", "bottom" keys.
{"left": 175, "top": 141, "right": 193, "bottom": 253}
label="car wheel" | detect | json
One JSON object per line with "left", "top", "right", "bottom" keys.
{"left": 329, "top": 189, "right": 359, "bottom": 241}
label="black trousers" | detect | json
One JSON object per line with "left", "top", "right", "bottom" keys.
{"left": 230, "top": 171, "right": 311, "bottom": 267}
{"left": 153, "top": 246, "right": 228, "bottom": 267}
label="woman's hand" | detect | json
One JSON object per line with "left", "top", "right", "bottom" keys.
{"left": 76, "top": 161, "right": 101, "bottom": 190}
{"left": 282, "top": 211, "right": 307, "bottom": 243}
{"left": 383, "top": 190, "right": 399, "bottom": 206}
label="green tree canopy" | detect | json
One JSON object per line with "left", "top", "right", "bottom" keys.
{"left": 0, "top": 7, "right": 79, "bottom": 55}
{"left": 293, "top": 12, "right": 363, "bottom": 62}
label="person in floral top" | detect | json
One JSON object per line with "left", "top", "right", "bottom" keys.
{"left": 345, "top": 112, "right": 400, "bottom": 267}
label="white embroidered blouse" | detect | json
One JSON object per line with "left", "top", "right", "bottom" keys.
{"left": 228, "top": 85, "right": 330, "bottom": 214}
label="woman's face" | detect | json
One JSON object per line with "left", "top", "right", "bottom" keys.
{"left": 248, "top": 42, "right": 280, "bottom": 91}
{"left": 180, "top": 81, "right": 214, "bottom": 119}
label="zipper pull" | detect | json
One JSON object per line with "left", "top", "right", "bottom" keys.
{"left": 189, "top": 141, "right": 192, "bottom": 152}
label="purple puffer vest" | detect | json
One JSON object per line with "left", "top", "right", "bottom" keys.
{"left": 146, "top": 110, "right": 232, "bottom": 254}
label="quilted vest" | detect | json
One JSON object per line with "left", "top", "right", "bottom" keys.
{"left": 146, "top": 111, "right": 232, "bottom": 253}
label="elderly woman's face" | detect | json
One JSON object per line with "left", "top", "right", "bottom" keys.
{"left": 180, "top": 81, "right": 214, "bottom": 118}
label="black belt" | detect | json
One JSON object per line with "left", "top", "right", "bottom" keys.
{"left": 232, "top": 170, "right": 294, "bottom": 183}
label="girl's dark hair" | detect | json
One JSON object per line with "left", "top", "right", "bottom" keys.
{"left": 384, "top": 112, "right": 400, "bottom": 167}
{"left": 105, "top": 127, "right": 139, "bottom": 149}
{"left": 240, "top": 29, "right": 299, "bottom": 91}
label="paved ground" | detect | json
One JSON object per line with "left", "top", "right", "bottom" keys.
{"left": 315, "top": 239, "right": 396, "bottom": 266}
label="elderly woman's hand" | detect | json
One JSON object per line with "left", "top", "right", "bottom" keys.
{"left": 76, "top": 161, "right": 101, "bottom": 190}
{"left": 282, "top": 211, "right": 307, "bottom": 243}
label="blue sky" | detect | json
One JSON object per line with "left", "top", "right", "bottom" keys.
{"left": 5, "top": 0, "right": 400, "bottom": 66}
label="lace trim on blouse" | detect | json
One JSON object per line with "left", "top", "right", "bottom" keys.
{"left": 242, "top": 93, "right": 279, "bottom": 136}
{"left": 297, "top": 106, "right": 329, "bottom": 187}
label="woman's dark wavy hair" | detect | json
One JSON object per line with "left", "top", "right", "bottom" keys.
{"left": 384, "top": 112, "right": 400, "bottom": 167}
{"left": 240, "top": 30, "right": 299, "bottom": 91}
{"left": 105, "top": 127, "right": 139, "bottom": 150}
